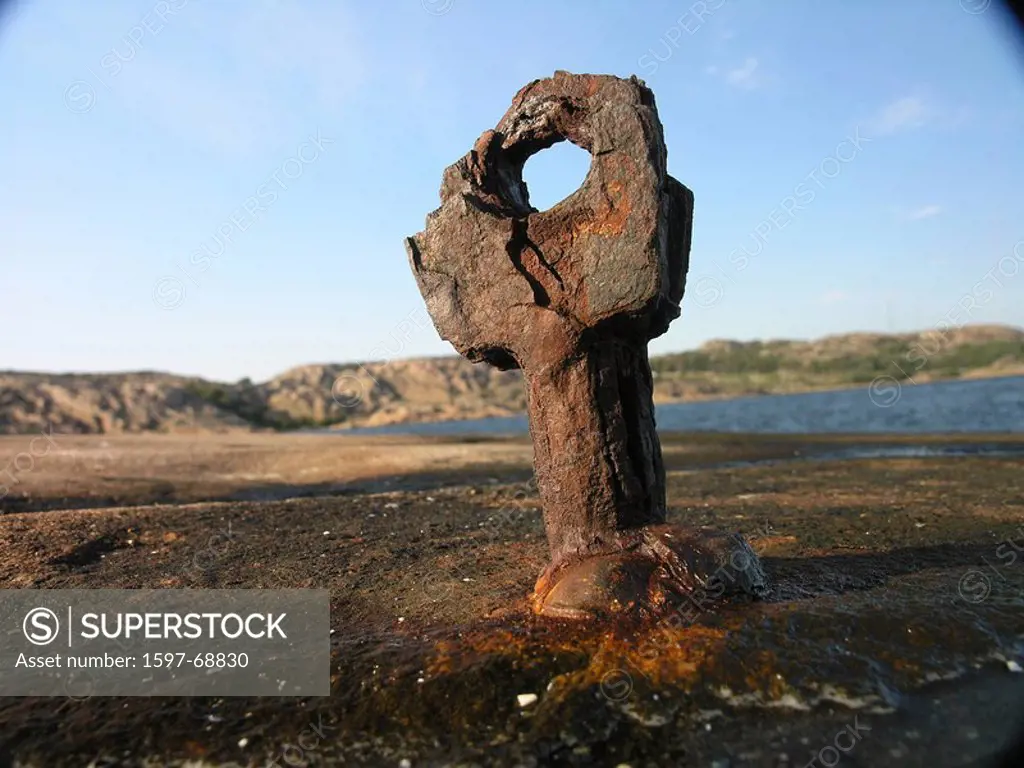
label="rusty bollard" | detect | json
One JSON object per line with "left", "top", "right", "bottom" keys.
{"left": 407, "top": 71, "right": 766, "bottom": 618}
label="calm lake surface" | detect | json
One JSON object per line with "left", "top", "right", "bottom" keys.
{"left": 349, "top": 375, "right": 1024, "bottom": 436}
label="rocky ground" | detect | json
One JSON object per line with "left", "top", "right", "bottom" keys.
{"left": 1, "top": 432, "right": 1023, "bottom": 766}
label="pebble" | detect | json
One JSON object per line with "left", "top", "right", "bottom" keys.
{"left": 237, "top": 737, "right": 248, "bottom": 748}
{"left": 516, "top": 693, "right": 538, "bottom": 707}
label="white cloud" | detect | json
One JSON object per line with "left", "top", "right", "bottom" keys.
{"left": 725, "top": 57, "right": 760, "bottom": 89}
{"left": 865, "top": 96, "right": 932, "bottom": 136}
{"left": 907, "top": 205, "right": 942, "bottom": 220}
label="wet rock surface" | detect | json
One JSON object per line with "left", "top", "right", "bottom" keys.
{"left": 1, "top": 433, "right": 1022, "bottom": 766}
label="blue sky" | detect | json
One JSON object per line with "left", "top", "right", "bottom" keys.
{"left": 2, "top": 0, "right": 1023, "bottom": 381}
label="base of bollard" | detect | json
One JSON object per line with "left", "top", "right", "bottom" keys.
{"left": 530, "top": 524, "right": 769, "bottom": 620}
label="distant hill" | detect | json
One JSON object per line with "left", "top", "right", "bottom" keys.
{"left": 2, "top": 325, "right": 1022, "bottom": 435}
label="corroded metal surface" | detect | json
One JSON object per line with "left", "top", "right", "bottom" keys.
{"left": 407, "top": 71, "right": 764, "bottom": 615}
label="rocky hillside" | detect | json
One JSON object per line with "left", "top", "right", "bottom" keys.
{"left": 2, "top": 325, "right": 1021, "bottom": 435}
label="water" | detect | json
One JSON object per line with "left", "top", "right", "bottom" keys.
{"left": 348, "top": 375, "right": 1024, "bottom": 436}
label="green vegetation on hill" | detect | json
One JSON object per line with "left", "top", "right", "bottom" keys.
{"left": 647, "top": 327, "right": 1024, "bottom": 403}
{"left": 651, "top": 337, "right": 1024, "bottom": 384}
{"left": 921, "top": 339, "right": 1024, "bottom": 376}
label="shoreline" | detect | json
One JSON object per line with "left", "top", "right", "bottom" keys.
{"left": 332, "top": 371, "right": 1024, "bottom": 433}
